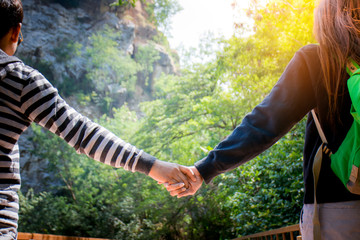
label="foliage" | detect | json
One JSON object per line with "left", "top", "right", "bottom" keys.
{"left": 84, "top": 26, "right": 138, "bottom": 114}
{"left": 219, "top": 121, "right": 305, "bottom": 236}
{"left": 19, "top": 112, "right": 232, "bottom": 239}
{"left": 135, "top": 44, "right": 161, "bottom": 94}
{"left": 112, "top": 0, "right": 137, "bottom": 8}
{"left": 19, "top": 0, "right": 317, "bottom": 239}
{"left": 133, "top": 0, "right": 315, "bottom": 237}
{"left": 53, "top": 40, "right": 82, "bottom": 63}
{"left": 20, "top": 120, "right": 160, "bottom": 239}
{"left": 82, "top": 27, "right": 165, "bottom": 114}
{"left": 85, "top": 27, "right": 138, "bottom": 93}
{"left": 144, "top": 0, "right": 183, "bottom": 35}
{"left": 112, "top": 0, "right": 182, "bottom": 35}
{"left": 40, "top": 26, "right": 163, "bottom": 114}
{"left": 53, "top": 41, "right": 84, "bottom": 96}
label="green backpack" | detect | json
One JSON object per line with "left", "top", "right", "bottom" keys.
{"left": 311, "top": 59, "right": 360, "bottom": 240}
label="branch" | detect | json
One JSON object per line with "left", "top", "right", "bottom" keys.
{"left": 154, "top": 131, "right": 196, "bottom": 155}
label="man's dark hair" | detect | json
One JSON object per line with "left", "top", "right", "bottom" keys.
{"left": 0, "top": 0, "right": 23, "bottom": 39}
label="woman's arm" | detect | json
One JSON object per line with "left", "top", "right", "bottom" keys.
{"left": 194, "top": 46, "right": 317, "bottom": 184}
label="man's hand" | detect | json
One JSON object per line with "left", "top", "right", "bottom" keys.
{"left": 165, "top": 166, "right": 203, "bottom": 198}
{"left": 148, "top": 160, "right": 196, "bottom": 189}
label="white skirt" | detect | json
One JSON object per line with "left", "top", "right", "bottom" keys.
{"left": 300, "top": 200, "right": 360, "bottom": 240}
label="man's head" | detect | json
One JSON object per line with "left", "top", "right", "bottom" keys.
{"left": 0, "top": 0, "right": 23, "bottom": 39}
{"left": 0, "top": 0, "right": 23, "bottom": 55}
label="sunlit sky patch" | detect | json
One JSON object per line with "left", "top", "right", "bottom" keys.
{"left": 168, "top": 0, "right": 253, "bottom": 49}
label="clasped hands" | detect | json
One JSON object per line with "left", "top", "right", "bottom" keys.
{"left": 148, "top": 160, "right": 203, "bottom": 198}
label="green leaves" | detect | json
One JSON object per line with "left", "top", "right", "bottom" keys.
{"left": 111, "top": 0, "right": 137, "bottom": 8}
{"left": 85, "top": 27, "right": 138, "bottom": 95}
{"left": 219, "top": 121, "right": 305, "bottom": 236}
{"left": 144, "top": 0, "right": 183, "bottom": 34}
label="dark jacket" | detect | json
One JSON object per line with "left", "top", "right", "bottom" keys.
{"left": 195, "top": 44, "right": 360, "bottom": 204}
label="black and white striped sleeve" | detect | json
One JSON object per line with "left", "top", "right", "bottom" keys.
{"left": 20, "top": 69, "right": 155, "bottom": 174}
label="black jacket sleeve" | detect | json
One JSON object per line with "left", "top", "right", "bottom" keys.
{"left": 195, "top": 45, "right": 318, "bottom": 183}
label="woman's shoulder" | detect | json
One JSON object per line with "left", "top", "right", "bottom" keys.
{"left": 298, "top": 44, "right": 320, "bottom": 59}
{"left": 296, "top": 44, "right": 320, "bottom": 59}
{"left": 292, "top": 44, "right": 321, "bottom": 72}
{"left": 299, "top": 43, "right": 319, "bottom": 52}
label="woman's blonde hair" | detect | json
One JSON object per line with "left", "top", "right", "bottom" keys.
{"left": 314, "top": 0, "right": 360, "bottom": 119}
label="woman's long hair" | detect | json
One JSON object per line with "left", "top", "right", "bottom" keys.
{"left": 314, "top": 0, "right": 360, "bottom": 120}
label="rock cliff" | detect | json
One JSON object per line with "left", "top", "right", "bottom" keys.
{"left": 17, "top": 0, "right": 176, "bottom": 105}
{"left": 17, "top": 0, "right": 176, "bottom": 193}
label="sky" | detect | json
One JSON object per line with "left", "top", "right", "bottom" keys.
{"left": 168, "top": 0, "right": 252, "bottom": 50}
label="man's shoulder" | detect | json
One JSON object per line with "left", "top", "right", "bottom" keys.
{"left": 3, "top": 60, "right": 34, "bottom": 73}
{"left": 1, "top": 59, "right": 40, "bottom": 85}
{"left": 0, "top": 49, "right": 22, "bottom": 65}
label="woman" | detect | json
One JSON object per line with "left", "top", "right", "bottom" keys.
{"left": 170, "top": 0, "right": 360, "bottom": 239}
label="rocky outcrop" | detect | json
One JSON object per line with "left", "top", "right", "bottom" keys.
{"left": 17, "top": 0, "right": 176, "bottom": 193}
{"left": 17, "top": 0, "right": 175, "bottom": 102}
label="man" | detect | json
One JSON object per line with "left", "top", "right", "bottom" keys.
{"left": 0, "top": 0, "right": 195, "bottom": 238}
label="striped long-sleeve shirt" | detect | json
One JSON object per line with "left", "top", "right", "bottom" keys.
{"left": 0, "top": 49, "right": 155, "bottom": 238}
